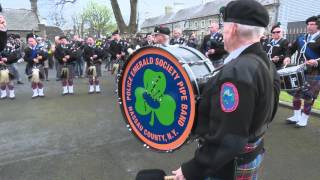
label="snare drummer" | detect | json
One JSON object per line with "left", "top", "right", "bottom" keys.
{"left": 24, "top": 34, "right": 48, "bottom": 98}
{"left": 265, "top": 23, "right": 289, "bottom": 69}
{"left": 284, "top": 15, "right": 320, "bottom": 127}
{"left": 173, "top": 1, "right": 280, "bottom": 179}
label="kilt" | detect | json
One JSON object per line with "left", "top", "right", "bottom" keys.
{"left": 44, "top": 59, "right": 49, "bottom": 68}
{"left": 25, "top": 64, "right": 45, "bottom": 80}
{"left": 86, "top": 63, "right": 102, "bottom": 77}
{"left": 289, "top": 74, "right": 320, "bottom": 100}
{"left": 6, "top": 65, "right": 16, "bottom": 80}
{"left": 206, "top": 139, "right": 264, "bottom": 180}
{"left": 59, "top": 64, "right": 74, "bottom": 79}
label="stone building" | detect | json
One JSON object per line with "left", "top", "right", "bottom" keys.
{"left": 141, "top": 0, "right": 279, "bottom": 41}
{"left": 1, "top": 8, "right": 63, "bottom": 42}
{"left": 141, "top": 0, "right": 320, "bottom": 42}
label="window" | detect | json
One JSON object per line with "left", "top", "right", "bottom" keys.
{"left": 201, "top": 20, "right": 205, "bottom": 28}
{"left": 194, "top": 22, "right": 198, "bottom": 28}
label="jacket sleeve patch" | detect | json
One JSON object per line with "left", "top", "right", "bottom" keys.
{"left": 220, "top": 82, "right": 239, "bottom": 112}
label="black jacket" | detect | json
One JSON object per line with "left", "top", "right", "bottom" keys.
{"left": 265, "top": 38, "right": 289, "bottom": 69}
{"left": 0, "top": 30, "right": 7, "bottom": 52}
{"left": 201, "top": 33, "right": 227, "bottom": 61}
{"left": 54, "top": 44, "right": 76, "bottom": 65}
{"left": 181, "top": 43, "right": 280, "bottom": 180}
{"left": 83, "top": 45, "right": 104, "bottom": 66}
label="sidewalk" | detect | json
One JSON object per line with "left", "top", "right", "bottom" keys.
{"left": 279, "top": 101, "right": 320, "bottom": 117}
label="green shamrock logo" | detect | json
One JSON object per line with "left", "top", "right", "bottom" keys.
{"left": 134, "top": 69, "right": 176, "bottom": 126}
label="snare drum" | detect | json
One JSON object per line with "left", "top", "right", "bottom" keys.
{"left": 118, "top": 46, "right": 214, "bottom": 152}
{"left": 277, "top": 64, "right": 306, "bottom": 91}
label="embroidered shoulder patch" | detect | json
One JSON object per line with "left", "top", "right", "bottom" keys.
{"left": 220, "top": 82, "right": 239, "bottom": 112}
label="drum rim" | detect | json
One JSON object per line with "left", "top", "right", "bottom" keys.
{"left": 118, "top": 46, "right": 196, "bottom": 152}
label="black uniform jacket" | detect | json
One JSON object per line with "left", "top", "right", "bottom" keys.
{"left": 54, "top": 44, "right": 76, "bottom": 65}
{"left": 108, "top": 40, "right": 127, "bottom": 60}
{"left": 169, "top": 37, "right": 185, "bottom": 45}
{"left": 265, "top": 38, "right": 289, "bottom": 69}
{"left": 201, "top": 33, "right": 227, "bottom": 61}
{"left": 181, "top": 43, "right": 280, "bottom": 180}
{"left": 83, "top": 45, "right": 104, "bottom": 66}
{"left": 0, "top": 30, "right": 7, "bottom": 52}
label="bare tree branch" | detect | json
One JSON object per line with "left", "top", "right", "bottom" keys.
{"left": 55, "top": 0, "right": 77, "bottom": 6}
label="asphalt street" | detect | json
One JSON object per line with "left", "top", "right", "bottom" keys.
{"left": 0, "top": 63, "right": 319, "bottom": 180}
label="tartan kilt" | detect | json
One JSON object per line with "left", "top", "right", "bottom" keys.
{"left": 86, "top": 63, "right": 102, "bottom": 77}
{"left": 6, "top": 65, "right": 16, "bottom": 80}
{"left": 59, "top": 64, "right": 74, "bottom": 79}
{"left": 205, "top": 152, "right": 264, "bottom": 180}
{"left": 25, "top": 64, "right": 45, "bottom": 80}
{"left": 288, "top": 74, "right": 320, "bottom": 100}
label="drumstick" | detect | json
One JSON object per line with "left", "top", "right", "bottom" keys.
{"left": 164, "top": 176, "right": 175, "bottom": 180}
{"left": 283, "top": 63, "right": 288, "bottom": 69}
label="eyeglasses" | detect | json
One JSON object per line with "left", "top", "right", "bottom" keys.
{"left": 272, "top": 31, "right": 281, "bottom": 34}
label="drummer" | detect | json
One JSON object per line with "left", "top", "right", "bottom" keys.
{"left": 265, "top": 23, "right": 289, "bottom": 69}
{"left": 172, "top": 0, "right": 280, "bottom": 179}
{"left": 153, "top": 26, "right": 170, "bottom": 46}
{"left": 284, "top": 15, "right": 320, "bottom": 127}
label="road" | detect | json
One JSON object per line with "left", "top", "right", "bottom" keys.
{"left": 0, "top": 63, "right": 319, "bottom": 180}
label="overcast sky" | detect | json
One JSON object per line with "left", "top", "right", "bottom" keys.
{"left": 1, "top": 0, "right": 213, "bottom": 28}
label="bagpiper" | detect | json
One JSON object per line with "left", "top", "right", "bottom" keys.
{"left": 54, "top": 36, "right": 77, "bottom": 95}
{"left": 83, "top": 37, "right": 104, "bottom": 94}
{"left": 23, "top": 34, "right": 48, "bottom": 98}
{"left": 0, "top": 35, "right": 20, "bottom": 99}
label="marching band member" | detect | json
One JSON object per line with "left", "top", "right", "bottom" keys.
{"left": 0, "top": 36, "right": 19, "bottom": 99}
{"left": 169, "top": 28, "right": 185, "bottom": 45}
{"left": 0, "top": 14, "right": 7, "bottom": 52}
{"left": 201, "top": 22, "right": 227, "bottom": 68}
{"left": 23, "top": 34, "right": 48, "bottom": 98}
{"left": 186, "top": 32, "right": 198, "bottom": 49}
{"left": 153, "top": 26, "right": 171, "bottom": 46}
{"left": 173, "top": 0, "right": 280, "bottom": 179}
{"left": 54, "top": 36, "right": 76, "bottom": 95}
{"left": 83, "top": 37, "right": 103, "bottom": 94}
{"left": 141, "top": 33, "right": 154, "bottom": 47}
{"left": 284, "top": 16, "right": 320, "bottom": 127}
{"left": 108, "top": 30, "right": 128, "bottom": 93}
{"left": 265, "top": 23, "right": 289, "bottom": 69}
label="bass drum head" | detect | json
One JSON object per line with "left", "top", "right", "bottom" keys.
{"left": 118, "top": 46, "right": 196, "bottom": 152}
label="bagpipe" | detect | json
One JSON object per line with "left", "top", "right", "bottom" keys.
{"left": 0, "top": 44, "right": 17, "bottom": 83}
{"left": 0, "top": 63, "right": 9, "bottom": 84}
{"left": 60, "top": 45, "right": 73, "bottom": 79}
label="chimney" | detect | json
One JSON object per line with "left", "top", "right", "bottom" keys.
{"left": 165, "top": 6, "right": 173, "bottom": 15}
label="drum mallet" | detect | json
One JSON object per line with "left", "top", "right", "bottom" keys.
{"left": 136, "top": 169, "right": 175, "bottom": 180}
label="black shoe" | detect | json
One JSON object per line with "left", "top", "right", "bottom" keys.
{"left": 17, "top": 81, "right": 24, "bottom": 84}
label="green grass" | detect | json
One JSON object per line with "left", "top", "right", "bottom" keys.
{"left": 279, "top": 91, "right": 320, "bottom": 110}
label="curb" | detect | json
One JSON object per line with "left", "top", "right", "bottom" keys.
{"left": 279, "top": 101, "right": 320, "bottom": 118}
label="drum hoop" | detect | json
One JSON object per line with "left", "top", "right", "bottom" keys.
{"left": 118, "top": 46, "right": 196, "bottom": 152}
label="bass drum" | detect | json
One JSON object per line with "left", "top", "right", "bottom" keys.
{"left": 118, "top": 45, "right": 215, "bottom": 152}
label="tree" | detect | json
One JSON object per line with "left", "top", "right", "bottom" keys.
{"left": 48, "top": 11, "right": 66, "bottom": 27}
{"left": 54, "top": 0, "right": 139, "bottom": 35}
{"left": 82, "top": 0, "right": 116, "bottom": 38}
{"left": 110, "top": 0, "right": 138, "bottom": 34}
